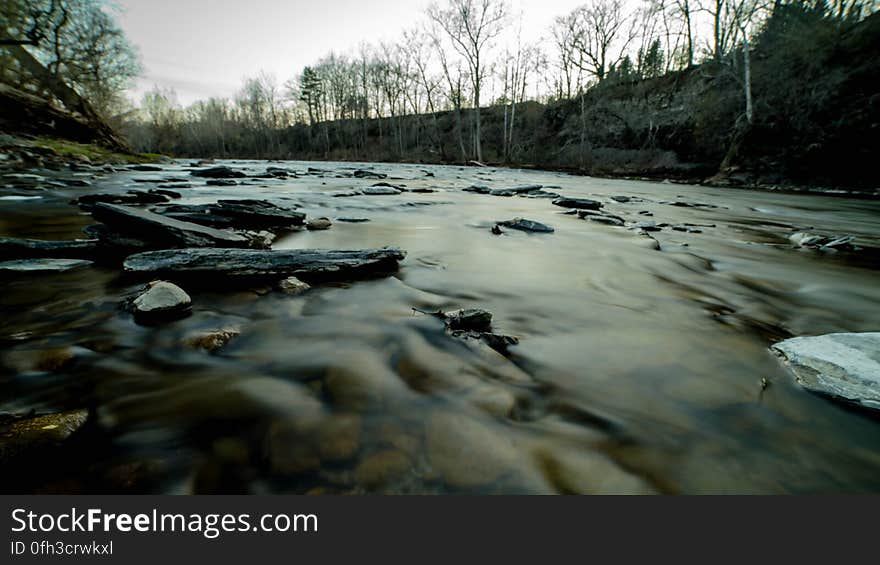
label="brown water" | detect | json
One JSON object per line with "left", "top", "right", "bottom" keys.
{"left": 2, "top": 160, "right": 880, "bottom": 494}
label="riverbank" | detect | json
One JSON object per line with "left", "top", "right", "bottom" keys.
{"left": 0, "top": 134, "right": 162, "bottom": 171}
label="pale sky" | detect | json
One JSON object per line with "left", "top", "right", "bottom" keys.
{"left": 115, "top": 0, "right": 591, "bottom": 106}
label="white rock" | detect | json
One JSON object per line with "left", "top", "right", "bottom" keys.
{"left": 277, "top": 276, "right": 311, "bottom": 295}
{"left": 771, "top": 332, "right": 880, "bottom": 410}
{"left": 789, "top": 232, "right": 823, "bottom": 247}
{"left": 131, "top": 281, "right": 191, "bottom": 317}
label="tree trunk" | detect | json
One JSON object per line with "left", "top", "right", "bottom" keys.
{"left": 6, "top": 44, "right": 131, "bottom": 153}
{"left": 474, "top": 84, "right": 482, "bottom": 162}
{"left": 743, "top": 34, "right": 753, "bottom": 125}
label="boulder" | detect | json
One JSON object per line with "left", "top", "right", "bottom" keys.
{"left": 91, "top": 203, "right": 252, "bottom": 248}
{"left": 771, "top": 332, "right": 880, "bottom": 410}
{"left": 123, "top": 247, "right": 407, "bottom": 281}
{"left": 130, "top": 281, "right": 192, "bottom": 322}
{"left": 552, "top": 197, "right": 603, "bottom": 210}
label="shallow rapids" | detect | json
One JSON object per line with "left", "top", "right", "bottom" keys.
{"left": 2, "top": 160, "right": 880, "bottom": 493}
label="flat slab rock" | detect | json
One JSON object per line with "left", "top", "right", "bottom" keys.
{"left": 0, "top": 237, "right": 98, "bottom": 260}
{"left": 771, "top": 332, "right": 880, "bottom": 410}
{"left": 0, "top": 258, "right": 92, "bottom": 273}
{"left": 191, "top": 165, "right": 246, "bottom": 178}
{"left": 157, "top": 200, "right": 305, "bottom": 230}
{"left": 123, "top": 247, "right": 406, "bottom": 280}
{"left": 552, "top": 197, "right": 603, "bottom": 210}
{"left": 497, "top": 218, "right": 555, "bottom": 233}
{"left": 92, "top": 203, "right": 252, "bottom": 248}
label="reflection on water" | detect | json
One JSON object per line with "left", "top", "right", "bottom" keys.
{"left": 2, "top": 160, "right": 880, "bottom": 493}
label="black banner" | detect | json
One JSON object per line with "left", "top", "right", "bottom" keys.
{"left": 0, "top": 496, "right": 875, "bottom": 563}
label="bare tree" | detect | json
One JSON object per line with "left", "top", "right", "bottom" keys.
{"left": 428, "top": 0, "right": 508, "bottom": 162}
{"left": 568, "top": 0, "right": 639, "bottom": 82}
{"left": 551, "top": 11, "right": 585, "bottom": 98}
{"left": 699, "top": 0, "right": 766, "bottom": 62}
{"left": 499, "top": 18, "right": 540, "bottom": 161}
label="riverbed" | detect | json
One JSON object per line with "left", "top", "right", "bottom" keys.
{"left": 2, "top": 159, "right": 880, "bottom": 494}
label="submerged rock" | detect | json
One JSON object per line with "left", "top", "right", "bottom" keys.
{"left": 0, "top": 258, "right": 92, "bottom": 273}
{"left": 205, "top": 178, "right": 238, "bottom": 186}
{"left": 426, "top": 411, "right": 518, "bottom": 489}
{"left": 451, "top": 330, "right": 519, "bottom": 355}
{"left": 354, "top": 450, "right": 410, "bottom": 488}
{"left": 587, "top": 215, "right": 625, "bottom": 226}
{"left": 552, "top": 197, "right": 603, "bottom": 210}
{"left": 610, "top": 195, "right": 631, "bottom": 203}
{"left": 771, "top": 332, "right": 880, "bottom": 410}
{"left": 635, "top": 234, "right": 661, "bottom": 250}
{"left": 497, "top": 218, "right": 555, "bottom": 233}
{"left": 183, "top": 327, "right": 240, "bottom": 352}
{"left": 130, "top": 281, "right": 192, "bottom": 322}
{"left": 0, "top": 409, "right": 89, "bottom": 463}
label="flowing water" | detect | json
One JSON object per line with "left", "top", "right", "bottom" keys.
{"left": 2, "top": 160, "right": 880, "bottom": 494}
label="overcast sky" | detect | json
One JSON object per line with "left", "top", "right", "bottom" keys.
{"left": 115, "top": 0, "right": 590, "bottom": 106}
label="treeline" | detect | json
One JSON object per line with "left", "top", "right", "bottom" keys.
{"left": 123, "top": 0, "right": 878, "bottom": 188}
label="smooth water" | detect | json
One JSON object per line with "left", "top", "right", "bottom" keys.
{"left": 2, "top": 160, "right": 880, "bottom": 494}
